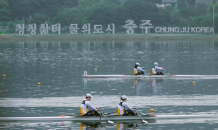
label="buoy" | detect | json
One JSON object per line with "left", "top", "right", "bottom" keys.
{"left": 95, "top": 68, "right": 97, "bottom": 71}
{"left": 38, "top": 82, "right": 41, "bottom": 85}
{"left": 150, "top": 109, "right": 154, "bottom": 113}
{"left": 3, "top": 75, "right": 6, "bottom": 77}
{"left": 193, "top": 81, "right": 195, "bottom": 84}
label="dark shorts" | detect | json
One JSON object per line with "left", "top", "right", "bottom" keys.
{"left": 136, "top": 71, "right": 144, "bottom": 75}
{"left": 122, "top": 110, "right": 136, "bottom": 116}
{"left": 83, "top": 110, "right": 101, "bottom": 116}
{"left": 155, "top": 72, "right": 163, "bottom": 75}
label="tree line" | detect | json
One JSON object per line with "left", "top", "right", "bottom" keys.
{"left": 0, "top": 0, "right": 217, "bottom": 33}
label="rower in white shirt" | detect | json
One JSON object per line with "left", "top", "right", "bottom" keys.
{"left": 118, "top": 95, "right": 136, "bottom": 116}
{"left": 152, "top": 62, "right": 166, "bottom": 75}
{"left": 80, "top": 93, "right": 101, "bottom": 116}
{"left": 134, "top": 62, "right": 146, "bottom": 75}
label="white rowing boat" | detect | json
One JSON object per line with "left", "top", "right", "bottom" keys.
{"left": 0, "top": 114, "right": 217, "bottom": 121}
{"left": 83, "top": 71, "right": 218, "bottom": 79}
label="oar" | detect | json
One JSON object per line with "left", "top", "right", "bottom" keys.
{"left": 100, "top": 110, "right": 114, "bottom": 123}
{"left": 134, "top": 110, "right": 148, "bottom": 124}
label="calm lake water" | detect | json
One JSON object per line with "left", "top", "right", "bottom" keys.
{"left": 0, "top": 40, "right": 218, "bottom": 130}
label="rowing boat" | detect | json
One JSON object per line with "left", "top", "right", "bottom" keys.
{"left": 83, "top": 71, "right": 218, "bottom": 79}
{"left": 0, "top": 114, "right": 217, "bottom": 121}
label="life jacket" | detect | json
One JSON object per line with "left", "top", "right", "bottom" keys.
{"left": 118, "top": 102, "right": 125, "bottom": 116}
{"left": 152, "top": 67, "right": 155, "bottom": 75}
{"left": 134, "top": 68, "right": 137, "bottom": 75}
{"left": 80, "top": 100, "right": 88, "bottom": 116}
{"left": 134, "top": 64, "right": 138, "bottom": 75}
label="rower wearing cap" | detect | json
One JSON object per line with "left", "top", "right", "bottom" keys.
{"left": 134, "top": 62, "right": 146, "bottom": 75}
{"left": 152, "top": 62, "right": 166, "bottom": 75}
{"left": 118, "top": 95, "right": 136, "bottom": 116}
{"left": 80, "top": 93, "right": 101, "bottom": 116}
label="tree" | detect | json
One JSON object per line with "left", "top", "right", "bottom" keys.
{"left": 0, "top": 0, "right": 10, "bottom": 22}
{"left": 8, "top": 0, "right": 40, "bottom": 21}
{"left": 7, "top": 21, "right": 15, "bottom": 33}
{"left": 53, "top": 7, "right": 79, "bottom": 25}
{"left": 29, "top": 13, "right": 47, "bottom": 25}
{"left": 195, "top": 3, "right": 207, "bottom": 16}
{"left": 123, "top": 0, "right": 160, "bottom": 25}
{"left": 0, "top": 0, "right": 9, "bottom": 8}
{"left": 177, "top": 0, "right": 200, "bottom": 18}
{"left": 0, "top": 9, "right": 10, "bottom": 22}
{"left": 146, "top": 0, "right": 162, "bottom": 4}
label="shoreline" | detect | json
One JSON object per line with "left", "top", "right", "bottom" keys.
{"left": 0, "top": 34, "right": 218, "bottom": 42}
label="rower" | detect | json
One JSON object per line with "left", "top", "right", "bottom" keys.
{"left": 118, "top": 95, "right": 136, "bottom": 116}
{"left": 80, "top": 93, "right": 101, "bottom": 116}
{"left": 134, "top": 62, "right": 146, "bottom": 75}
{"left": 152, "top": 62, "right": 166, "bottom": 75}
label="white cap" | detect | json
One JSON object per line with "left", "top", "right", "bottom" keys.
{"left": 136, "top": 62, "right": 140, "bottom": 66}
{"left": 121, "top": 95, "right": 128, "bottom": 100}
{"left": 85, "top": 93, "right": 93, "bottom": 98}
{"left": 154, "top": 62, "right": 158, "bottom": 66}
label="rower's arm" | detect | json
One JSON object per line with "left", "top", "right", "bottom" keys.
{"left": 122, "top": 102, "right": 134, "bottom": 111}
{"left": 85, "top": 101, "right": 97, "bottom": 111}
{"left": 155, "top": 66, "right": 164, "bottom": 70}
{"left": 137, "top": 67, "right": 146, "bottom": 72}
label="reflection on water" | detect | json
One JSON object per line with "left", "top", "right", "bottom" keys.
{"left": 0, "top": 40, "right": 218, "bottom": 130}
{"left": 152, "top": 79, "right": 164, "bottom": 95}
{"left": 134, "top": 79, "right": 164, "bottom": 96}
{"left": 0, "top": 121, "right": 148, "bottom": 130}
{"left": 1, "top": 118, "right": 217, "bottom": 130}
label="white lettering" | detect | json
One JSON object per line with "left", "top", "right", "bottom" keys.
{"left": 155, "top": 27, "right": 160, "bottom": 32}
{"left": 196, "top": 27, "right": 201, "bottom": 33}
{"left": 175, "top": 27, "right": 179, "bottom": 33}
{"left": 210, "top": 27, "right": 214, "bottom": 32}
{"left": 191, "top": 27, "right": 196, "bottom": 32}
{"left": 206, "top": 27, "right": 210, "bottom": 33}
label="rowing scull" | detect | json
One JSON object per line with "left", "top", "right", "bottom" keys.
{"left": 0, "top": 114, "right": 217, "bottom": 121}
{"left": 83, "top": 74, "right": 218, "bottom": 79}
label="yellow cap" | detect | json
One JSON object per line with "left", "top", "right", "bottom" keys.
{"left": 150, "top": 109, "right": 154, "bottom": 113}
{"left": 95, "top": 68, "right": 97, "bottom": 71}
{"left": 193, "top": 81, "right": 195, "bottom": 84}
{"left": 38, "top": 82, "right": 41, "bottom": 85}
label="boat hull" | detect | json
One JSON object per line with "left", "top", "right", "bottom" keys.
{"left": 83, "top": 74, "right": 218, "bottom": 79}
{"left": 0, "top": 114, "right": 216, "bottom": 121}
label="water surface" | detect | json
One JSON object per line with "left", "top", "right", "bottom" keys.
{"left": 0, "top": 41, "right": 218, "bottom": 130}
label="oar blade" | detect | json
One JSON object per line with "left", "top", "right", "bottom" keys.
{"left": 108, "top": 121, "right": 114, "bottom": 123}
{"left": 142, "top": 120, "right": 148, "bottom": 124}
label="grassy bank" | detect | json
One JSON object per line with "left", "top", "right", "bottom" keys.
{"left": 0, "top": 34, "right": 218, "bottom": 42}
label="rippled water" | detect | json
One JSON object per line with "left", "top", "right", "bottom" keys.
{"left": 0, "top": 41, "right": 218, "bottom": 130}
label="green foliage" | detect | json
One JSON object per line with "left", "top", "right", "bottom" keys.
{"left": 209, "top": 3, "right": 218, "bottom": 14}
{"left": 45, "top": 21, "right": 51, "bottom": 25}
{"left": 123, "top": 0, "right": 159, "bottom": 25}
{"left": 0, "top": 9, "right": 10, "bottom": 22}
{"left": 29, "top": 13, "right": 47, "bottom": 25}
{"left": 0, "top": 0, "right": 9, "bottom": 9}
{"left": 53, "top": 8, "right": 79, "bottom": 25}
{"left": 1, "top": 0, "right": 217, "bottom": 33}
{"left": 146, "top": 0, "right": 162, "bottom": 4}
{"left": 18, "top": 20, "right": 25, "bottom": 24}
{"left": 0, "top": 22, "right": 2, "bottom": 26}
{"left": 195, "top": 3, "right": 208, "bottom": 16}
{"left": 7, "top": 21, "right": 15, "bottom": 33}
